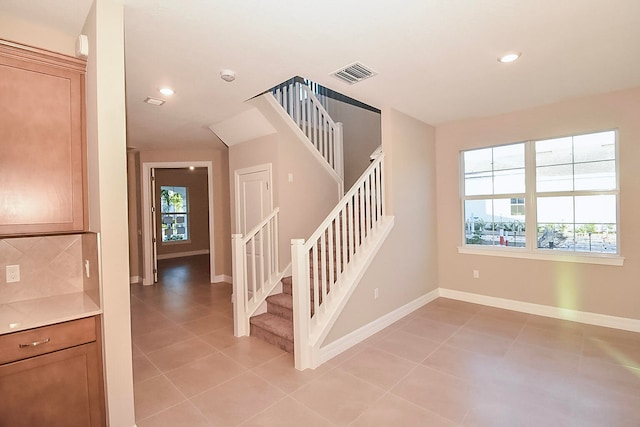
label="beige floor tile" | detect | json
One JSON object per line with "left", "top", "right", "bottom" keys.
{"left": 391, "top": 364, "right": 476, "bottom": 423}
{"left": 292, "top": 369, "right": 385, "bottom": 425}
{"left": 252, "top": 353, "right": 332, "bottom": 394}
{"left": 181, "top": 313, "right": 233, "bottom": 335}
{"left": 338, "top": 347, "right": 417, "bottom": 389}
{"left": 222, "top": 336, "right": 287, "bottom": 368}
{"left": 400, "top": 315, "right": 461, "bottom": 343}
{"left": 446, "top": 327, "right": 513, "bottom": 358}
{"left": 161, "top": 303, "right": 215, "bottom": 323}
{"left": 135, "top": 323, "right": 196, "bottom": 354}
{"left": 240, "top": 396, "right": 333, "bottom": 427}
{"left": 460, "top": 313, "right": 525, "bottom": 340}
{"left": 504, "top": 341, "right": 580, "bottom": 374}
{"left": 199, "top": 327, "right": 241, "bottom": 350}
{"left": 371, "top": 329, "right": 441, "bottom": 363}
{"left": 134, "top": 375, "right": 185, "bottom": 421}
{"left": 476, "top": 305, "right": 531, "bottom": 323}
{"left": 351, "top": 393, "right": 457, "bottom": 427}
{"left": 133, "top": 354, "right": 161, "bottom": 383}
{"left": 131, "top": 310, "right": 175, "bottom": 337}
{"left": 146, "top": 336, "right": 216, "bottom": 372}
{"left": 582, "top": 334, "right": 640, "bottom": 368}
{"left": 137, "top": 401, "right": 209, "bottom": 427}
{"left": 431, "top": 298, "right": 483, "bottom": 314}
{"left": 578, "top": 356, "right": 640, "bottom": 396}
{"left": 516, "top": 323, "right": 584, "bottom": 354}
{"left": 165, "top": 352, "right": 248, "bottom": 397}
{"left": 417, "top": 304, "right": 476, "bottom": 327}
{"left": 463, "top": 395, "right": 573, "bottom": 427}
{"left": 423, "top": 344, "right": 501, "bottom": 384}
{"left": 191, "top": 371, "right": 285, "bottom": 426}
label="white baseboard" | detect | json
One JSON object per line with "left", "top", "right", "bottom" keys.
{"left": 317, "top": 288, "right": 440, "bottom": 366}
{"left": 157, "top": 249, "right": 210, "bottom": 260}
{"left": 129, "top": 276, "right": 141, "bottom": 284}
{"left": 439, "top": 288, "right": 640, "bottom": 333}
{"left": 213, "top": 274, "right": 232, "bottom": 283}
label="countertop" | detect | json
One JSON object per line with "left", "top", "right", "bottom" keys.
{"left": 0, "top": 292, "right": 102, "bottom": 335}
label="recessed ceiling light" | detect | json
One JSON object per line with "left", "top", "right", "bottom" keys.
{"left": 144, "top": 97, "right": 165, "bottom": 106}
{"left": 498, "top": 52, "right": 521, "bottom": 63}
{"left": 189, "top": 166, "right": 195, "bottom": 170}
{"left": 159, "top": 87, "right": 175, "bottom": 96}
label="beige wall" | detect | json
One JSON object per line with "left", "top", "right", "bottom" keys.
{"left": 325, "top": 98, "right": 381, "bottom": 189}
{"left": 133, "top": 147, "right": 232, "bottom": 279}
{"left": 155, "top": 167, "right": 210, "bottom": 256}
{"left": 324, "top": 108, "right": 439, "bottom": 344}
{"left": 436, "top": 87, "right": 640, "bottom": 321}
{"left": 127, "top": 151, "right": 142, "bottom": 280}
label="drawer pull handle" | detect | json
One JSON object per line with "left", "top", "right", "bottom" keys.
{"left": 19, "top": 338, "right": 51, "bottom": 348}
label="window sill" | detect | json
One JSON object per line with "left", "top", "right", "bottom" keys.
{"left": 162, "top": 239, "right": 192, "bottom": 246}
{"left": 457, "top": 246, "right": 624, "bottom": 266}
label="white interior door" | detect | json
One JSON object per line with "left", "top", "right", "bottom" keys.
{"left": 235, "top": 165, "right": 272, "bottom": 293}
{"left": 236, "top": 166, "right": 272, "bottom": 235}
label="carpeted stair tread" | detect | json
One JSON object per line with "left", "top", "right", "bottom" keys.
{"left": 250, "top": 313, "right": 294, "bottom": 353}
{"left": 266, "top": 293, "right": 293, "bottom": 310}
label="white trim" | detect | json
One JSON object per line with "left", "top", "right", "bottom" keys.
{"left": 213, "top": 274, "right": 232, "bottom": 283}
{"left": 317, "top": 288, "right": 440, "bottom": 366}
{"left": 439, "top": 288, "right": 640, "bottom": 333}
{"left": 129, "top": 276, "right": 141, "bottom": 284}
{"left": 156, "top": 249, "right": 210, "bottom": 260}
{"left": 458, "top": 246, "right": 624, "bottom": 266}
{"left": 142, "top": 161, "right": 216, "bottom": 285}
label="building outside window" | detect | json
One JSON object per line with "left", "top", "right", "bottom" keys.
{"left": 462, "top": 130, "right": 618, "bottom": 255}
{"left": 160, "top": 186, "right": 189, "bottom": 242}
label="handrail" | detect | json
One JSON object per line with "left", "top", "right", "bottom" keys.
{"left": 272, "top": 81, "right": 344, "bottom": 183}
{"left": 232, "top": 208, "right": 281, "bottom": 337}
{"left": 292, "top": 154, "right": 386, "bottom": 369}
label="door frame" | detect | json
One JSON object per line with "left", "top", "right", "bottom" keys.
{"left": 142, "top": 161, "right": 215, "bottom": 285}
{"left": 234, "top": 163, "right": 273, "bottom": 234}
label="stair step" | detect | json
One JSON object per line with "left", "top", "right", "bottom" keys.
{"left": 266, "top": 293, "right": 293, "bottom": 321}
{"left": 250, "top": 313, "right": 293, "bottom": 353}
{"left": 282, "top": 276, "right": 292, "bottom": 295}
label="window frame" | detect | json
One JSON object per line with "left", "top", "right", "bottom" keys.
{"left": 160, "top": 185, "right": 191, "bottom": 244}
{"left": 458, "top": 129, "right": 623, "bottom": 266}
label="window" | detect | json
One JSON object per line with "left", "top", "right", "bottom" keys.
{"left": 160, "top": 186, "right": 189, "bottom": 242}
{"left": 461, "top": 130, "right": 619, "bottom": 259}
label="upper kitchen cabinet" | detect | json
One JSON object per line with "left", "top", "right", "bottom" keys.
{"left": 0, "top": 39, "right": 87, "bottom": 235}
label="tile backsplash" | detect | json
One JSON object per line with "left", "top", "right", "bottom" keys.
{"left": 0, "top": 233, "right": 98, "bottom": 304}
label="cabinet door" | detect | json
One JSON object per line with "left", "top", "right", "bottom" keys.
{"left": 0, "top": 42, "right": 86, "bottom": 234}
{"left": 0, "top": 343, "right": 104, "bottom": 427}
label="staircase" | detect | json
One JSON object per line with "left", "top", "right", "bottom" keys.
{"left": 233, "top": 78, "right": 393, "bottom": 370}
{"left": 249, "top": 276, "right": 294, "bottom": 352}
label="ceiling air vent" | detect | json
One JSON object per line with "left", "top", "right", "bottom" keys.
{"left": 330, "top": 62, "right": 377, "bottom": 85}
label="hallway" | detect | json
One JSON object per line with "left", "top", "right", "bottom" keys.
{"left": 131, "top": 255, "right": 640, "bottom": 426}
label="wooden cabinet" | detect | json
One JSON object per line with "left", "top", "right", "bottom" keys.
{"left": 0, "top": 317, "right": 105, "bottom": 427}
{"left": 0, "top": 39, "right": 87, "bottom": 235}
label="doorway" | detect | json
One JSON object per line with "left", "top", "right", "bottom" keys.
{"left": 234, "top": 163, "right": 273, "bottom": 235}
{"left": 142, "top": 161, "right": 216, "bottom": 285}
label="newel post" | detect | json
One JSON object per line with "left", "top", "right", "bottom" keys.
{"left": 231, "top": 234, "right": 248, "bottom": 337}
{"left": 291, "top": 238, "right": 311, "bottom": 370}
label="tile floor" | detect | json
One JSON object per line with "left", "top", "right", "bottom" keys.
{"left": 131, "top": 255, "right": 640, "bottom": 426}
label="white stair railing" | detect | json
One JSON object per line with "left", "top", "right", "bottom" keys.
{"left": 292, "top": 153, "right": 386, "bottom": 370}
{"left": 272, "top": 80, "right": 344, "bottom": 182}
{"left": 232, "top": 208, "right": 282, "bottom": 337}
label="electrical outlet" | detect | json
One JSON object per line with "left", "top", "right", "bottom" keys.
{"left": 6, "top": 265, "right": 20, "bottom": 283}
{"left": 374, "top": 288, "right": 379, "bottom": 299}
{"left": 473, "top": 270, "right": 480, "bottom": 279}
{"left": 84, "top": 260, "right": 90, "bottom": 278}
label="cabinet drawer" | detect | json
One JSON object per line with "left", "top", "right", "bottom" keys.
{"left": 0, "top": 317, "right": 96, "bottom": 365}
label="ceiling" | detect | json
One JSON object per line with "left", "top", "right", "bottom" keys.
{"left": 4, "top": 0, "right": 640, "bottom": 151}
